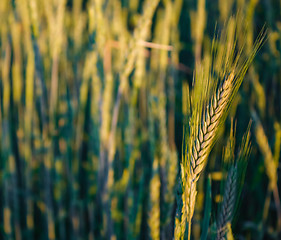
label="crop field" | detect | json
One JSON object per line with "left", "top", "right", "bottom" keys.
{"left": 0, "top": 0, "right": 280, "bottom": 239}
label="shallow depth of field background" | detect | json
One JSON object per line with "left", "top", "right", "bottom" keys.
{"left": 0, "top": 0, "right": 280, "bottom": 239}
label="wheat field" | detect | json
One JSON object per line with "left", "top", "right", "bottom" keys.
{"left": 0, "top": 0, "right": 280, "bottom": 239}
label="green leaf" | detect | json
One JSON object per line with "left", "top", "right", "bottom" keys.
{"left": 201, "top": 175, "right": 212, "bottom": 240}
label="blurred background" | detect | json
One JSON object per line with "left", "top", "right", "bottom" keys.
{"left": 0, "top": 0, "right": 280, "bottom": 239}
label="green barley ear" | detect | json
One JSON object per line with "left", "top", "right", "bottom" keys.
{"left": 216, "top": 123, "right": 251, "bottom": 240}
{"left": 217, "top": 166, "right": 238, "bottom": 240}
{"left": 175, "top": 15, "right": 265, "bottom": 240}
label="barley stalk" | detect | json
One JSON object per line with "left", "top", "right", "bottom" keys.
{"left": 252, "top": 110, "right": 281, "bottom": 231}
{"left": 252, "top": 111, "right": 277, "bottom": 189}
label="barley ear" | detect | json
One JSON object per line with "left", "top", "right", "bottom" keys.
{"left": 175, "top": 17, "right": 265, "bottom": 240}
